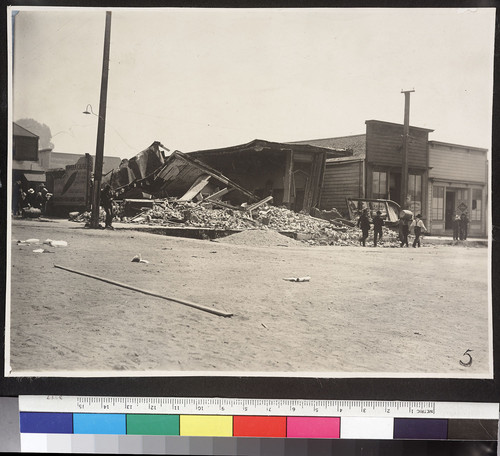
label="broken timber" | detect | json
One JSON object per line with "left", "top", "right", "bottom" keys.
{"left": 245, "top": 195, "right": 273, "bottom": 212}
{"left": 203, "top": 187, "right": 230, "bottom": 202}
{"left": 54, "top": 264, "right": 233, "bottom": 317}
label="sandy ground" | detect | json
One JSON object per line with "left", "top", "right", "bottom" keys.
{"left": 7, "top": 218, "right": 491, "bottom": 377}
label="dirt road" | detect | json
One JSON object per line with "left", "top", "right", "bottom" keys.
{"left": 7, "top": 219, "right": 490, "bottom": 377}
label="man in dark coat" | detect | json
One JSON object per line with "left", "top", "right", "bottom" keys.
{"left": 372, "top": 210, "right": 384, "bottom": 247}
{"left": 460, "top": 212, "right": 469, "bottom": 240}
{"left": 357, "top": 208, "right": 371, "bottom": 246}
{"left": 12, "top": 180, "right": 22, "bottom": 215}
{"left": 100, "top": 185, "right": 114, "bottom": 229}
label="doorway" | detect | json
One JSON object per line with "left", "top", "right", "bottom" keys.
{"left": 445, "top": 190, "right": 455, "bottom": 230}
{"left": 389, "top": 172, "right": 401, "bottom": 205}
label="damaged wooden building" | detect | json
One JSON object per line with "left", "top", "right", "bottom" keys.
{"left": 187, "top": 139, "right": 351, "bottom": 213}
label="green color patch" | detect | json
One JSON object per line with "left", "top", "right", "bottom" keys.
{"left": 126, "top": 414, "right": 180, "bottom": 435}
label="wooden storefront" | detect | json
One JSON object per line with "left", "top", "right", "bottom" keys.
{"left": 364, "top": 120, "right": 433, "bottom": 218}
{"left": 428, "top": 141, "right": 488, "bottom": 237}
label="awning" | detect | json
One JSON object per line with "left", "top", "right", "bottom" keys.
{"left": 22, "top": 172, "right": 46, "bottom": 183}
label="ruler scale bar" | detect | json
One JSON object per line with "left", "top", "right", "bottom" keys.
{"left": 19, "top": 396, "right": 499, "bottom": 419}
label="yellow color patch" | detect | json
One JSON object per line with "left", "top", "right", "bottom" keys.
{"left": 179, "top": 415, "right": 233, "bottom": 437}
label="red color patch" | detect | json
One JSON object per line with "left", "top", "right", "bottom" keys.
{"left": 233, "top": 416, "right": 287, "bottom": 437}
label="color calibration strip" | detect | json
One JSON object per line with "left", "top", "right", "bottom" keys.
{"left": 18, "top": 397, "right": 499, "bottom": 453}
{"left": 19, "top": 412, "right": 498, "bottom": 439}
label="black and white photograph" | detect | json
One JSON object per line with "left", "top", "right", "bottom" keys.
{"left": 5, "top": 6, "right": 495, "bottom": 378}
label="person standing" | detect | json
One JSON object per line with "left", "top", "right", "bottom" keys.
{"left": 399, "top": 213, "right": 411, "bottom": 247}
{"left": 25, "top": 188, "right": 36, "bottom": 208}
{"left": 372, "top": 210, "right": 384, "bottom": 247}
{"left": 411, "top": 214, "right": 427, "bottom": 248}
{"left": 460, "top": 212, "right": 469, "bottom": 240}
{"left": 357, "top": 208, "right": 371, "bottom": 246}
{"left": 12, "top": 180, "right": 21, "bottom": 215}
{"left": 101, "top": 184, "right": 114, "bottom": 229}
{"left": 452, "top": 214, "right": 460, "bottom": 241}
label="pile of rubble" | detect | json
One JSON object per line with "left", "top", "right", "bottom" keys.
{"left": 112, "top": 199, "right": 401, "bottom": 247}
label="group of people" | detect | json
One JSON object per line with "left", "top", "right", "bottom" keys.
{"left": 13, "top": 181, "right": 52, "bottom": 215}
{"left": 357, "top": 208, "right": 427, "bottom": 248}
{"left": 452, "top": 212, "right": 469, "bottom": 241}
{"left": 357, "top": 208, "right": 385, "bottom": 247}
{"left": 398, "top": 212, "right": 427, "bottom": 248}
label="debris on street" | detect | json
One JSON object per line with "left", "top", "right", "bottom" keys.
{"left": 18, "top": 238, "right": 40, "bottom": 245}
{"left": 131, "top": 254, "right": 149, "bottom": 264}
{"left": 43, "top": 239, "right": 68, "bottom": 247}
{"left": 283, "top": 277, "right": 311, "bottom": 282}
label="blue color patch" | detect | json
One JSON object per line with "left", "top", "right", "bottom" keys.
{"left": 20, "top": 412, "right": 73, "bottom": 434}
{"left": 73, "top": 414, "right": 126, "bottom": 435}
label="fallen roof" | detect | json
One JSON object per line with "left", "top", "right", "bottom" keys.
{"left": 187, "top": 138, "right": 352, "bottom": 158}
{"left": 111, "top": 143, "right": 258, "bottom": 202}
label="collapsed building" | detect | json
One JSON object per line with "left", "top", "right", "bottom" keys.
{"left": 84, "top": 140, "right": 402, "bottom": 246}
{"left": 102, "top": 139, "right": 352, "bottom": 213}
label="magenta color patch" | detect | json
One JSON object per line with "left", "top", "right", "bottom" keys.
{"left": 286, "top": 417, "right": 340, "bottom": 438}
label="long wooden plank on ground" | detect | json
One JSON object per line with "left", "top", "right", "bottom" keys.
{"left": 54, "top": 264, "right": 233, "bottom": 318}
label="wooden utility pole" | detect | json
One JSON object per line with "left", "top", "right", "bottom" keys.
{"left": 90, "top": 11, "right": 112, "bottom": 228}
{"left": 400, "top": 89, "right": 414, "bottom": 209}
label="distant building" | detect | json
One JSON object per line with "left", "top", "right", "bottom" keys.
{"left": 38, "top": 149, "right": 122, "bottom": 175}
{"left": 12, "top": 122, "right": 46, "bottom": 187}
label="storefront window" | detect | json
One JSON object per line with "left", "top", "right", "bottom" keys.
{"left": 456, "top": 188, "right": 468, "bottom": 207}
{"left": 432, "top": 186, "right": 444, "bottom": 220}
{"left": 471, "top": 189, "right": 482, "bottom": 221}
{"left": 408, "top": 174, "right": 422, "bottom": 214}
{"left": 372, "top": 171, "right": 387, "bottom": 199}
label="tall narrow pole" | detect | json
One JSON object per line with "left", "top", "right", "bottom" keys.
{"left": 400, "top": 89, "right": 414, "bottom": 209}
{"left": 90, "top": 11, "right": 112, "bottom": 228}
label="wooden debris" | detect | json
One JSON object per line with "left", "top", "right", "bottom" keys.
{"left": 245, "top": 196, "right": 274, "bottom": 212}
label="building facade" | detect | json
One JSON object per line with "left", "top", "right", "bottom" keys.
{"left": 428, "top": 141, "right": 488, "bottom": 237}
{"left": 293, "top": 120, "right": 488, "bottom": 237}
{"left": 293, "top": 120, "right": 434, "bottom": 219}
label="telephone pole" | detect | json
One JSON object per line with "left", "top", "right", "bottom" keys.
{"left": 401, "top": 89, "right": 414, "bottom": 209}
{"left": 90, "top": 11, "right": 112, "bottom": 228}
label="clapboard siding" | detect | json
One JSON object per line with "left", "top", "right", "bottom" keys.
{"left": 366, "top": 122, "right": 429, "bottom": 169}
{"left": 429, "top": 145, "right": 487, "bottom": 183}
{"left": 320, "top": 161, "right": 363, "bottom": 212}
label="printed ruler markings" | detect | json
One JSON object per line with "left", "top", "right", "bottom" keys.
{"left": 18, "top": 396, "right": 499, "bottom": 420}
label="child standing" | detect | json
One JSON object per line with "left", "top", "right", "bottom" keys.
{"left": 411, "top": 214, "right": 427, "bottom": 248}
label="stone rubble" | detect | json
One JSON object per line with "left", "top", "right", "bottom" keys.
{"left": 108, "top": 199, "right": 402, "bottom": 247}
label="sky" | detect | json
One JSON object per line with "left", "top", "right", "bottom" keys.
{"left": 10, "top": 7, "right": 496, "bottom": 160}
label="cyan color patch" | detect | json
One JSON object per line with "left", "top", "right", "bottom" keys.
{"left": 73, "top": 413, "right": 126, "bottom": 435}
